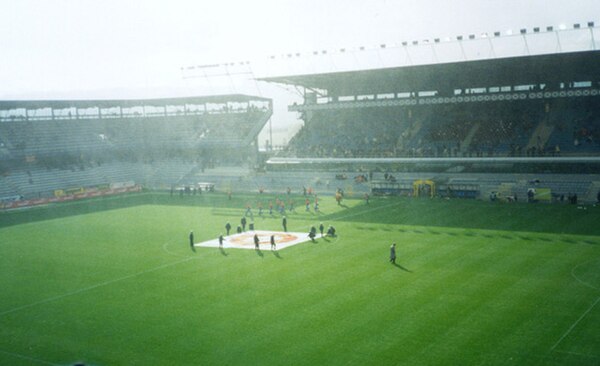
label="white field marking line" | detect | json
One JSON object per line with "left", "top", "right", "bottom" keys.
{"left": 162, "top": 241, "right": 198, "bottom": 259}
{"left": 2, "top": 191, "right": 152, "bottom": 213}
{"left": 327, "top": 200, "right": 401, "bottom": 222}
{"left": 0, "top": 348, "right": 60, "bottom": 366}
{"left": 0, "top": 257, "right": 193, "bottom": 318}
{"left": 550, "top": 295, "right": 600, "bottom": 353}
{"left": 571, "top": 258, "right": 600, "bottom": 291}
{"left": 553, "top": 349, "right": 600, "bottom": 359}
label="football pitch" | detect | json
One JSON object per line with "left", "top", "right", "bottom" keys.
{"left": 1, "top": 192, "right": 599, "bottom": 365}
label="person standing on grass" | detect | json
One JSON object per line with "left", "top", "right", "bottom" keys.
{"left": 270, "top": 234, "right": 276, "bottom": 250}
{"left": 319, "top": 222, "right": 325, "bottom": 237}
{"left": 219, "top": 234, "right": 224, "bottom": 248}
{"left": 390, "top": 243, "right": 397, "bottom": 264}
{"left": 282, "top": 216, "right": 287, "bottom": 232}
{"left": 225, "top": 222, "right": 231, "bottom": 236}
{"left": 189, "top": 231, "right": 194, "bottom": 248}
{"left": 241, "top": 216, "right": 247, "bottom": 231}
{"left": 254, "top": 233, "right": 260, "bottom": 250}
{"left": 309, "top": 226, "right": 317, "bottom": 242}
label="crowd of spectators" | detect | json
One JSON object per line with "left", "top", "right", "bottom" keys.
{"left": 285, "top": 103, "right": 548, "bottom": 158}
{"left": 285, "top": 109, "right": 407, "bottom": 158}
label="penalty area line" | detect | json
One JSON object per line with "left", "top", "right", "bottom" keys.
{"left": 328, "top": 200, "right": 402, "bottom": 222}
{"left": 571, "top": 258, "right": 600, "bottom": 291}
{"left": 550, "top": 295, "right": 600, "bottom": 353}
{"left": 0, "top": 348, "right": 60, "bottom": 366}
{"left": 162, "top": 241, "right": 199, "bottom": 258}
{"left": 0, "top": 257, "right": 193, "bottom": 318}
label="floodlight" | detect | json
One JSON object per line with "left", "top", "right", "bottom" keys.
{"left": 380, "top": 44, "right": 386, "bottom": 48}
{"left": 574, "top": 23, "right": 580, "bottom": 29}
{"left": 494, "top": 31, "right": 501, "bottom": 37}
{"left": 533, "top": 27, "right": 540, "bottom": 33}
{"left": 457, "top": 35, "right": 463, "bottom": 41}
{"left": 546, "top": 26, "right": 554, "bottom": 31}
{"left": 434, "top": 38, "right": 440, "bottom": 43}
{"left": 412, "top": 40, "right": 418, "bottom": 45}
{"left": 520, "top": 29, "right": 527, "bottom": 34}
{"left": 469, "top": 34, "right": 475, "bottom": 39}
{"left": 401, "top": 41, "right": 408, "bottom": 46}
{"left": 588, "top": 21, "right": 595, "bottom": 27}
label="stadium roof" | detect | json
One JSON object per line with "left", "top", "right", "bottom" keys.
{"left": 0, "top": 94, "right": 270, "bottom": 110}
{"left": 261, "top": 50, "right": 600, "bottom": 96}
{"left": 259, "top": 25, "right": 600, "bottom": 95}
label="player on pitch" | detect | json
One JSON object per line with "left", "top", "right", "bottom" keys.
{"left": 309, "top": 226, "right": 317, "bottom": 242}
{"left": 390, "top": 243, "right": 397, "bottom": 264}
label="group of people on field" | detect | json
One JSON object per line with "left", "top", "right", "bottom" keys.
{"left": 189, "top": 189, "right": 401, "bottom": 267}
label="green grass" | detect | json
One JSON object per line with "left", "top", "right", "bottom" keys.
{"left": 1, "top": 192, "right": 599, "bottom": 365}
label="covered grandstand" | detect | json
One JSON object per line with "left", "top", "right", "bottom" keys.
{"left": 258, "top": 23, "right": 600, "bottom": 202}
{"left": 0, "top": 94, "right": 272, "bottom": 203}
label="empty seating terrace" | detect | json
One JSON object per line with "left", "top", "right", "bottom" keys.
{"left": 0, "top": 109, "right": 270, "bottom": 159}
{"left": 0, "top": 95, "right": 272, "bottom": 200}
{"left": 1, "top": 161, "right": 199, "bottom": 199}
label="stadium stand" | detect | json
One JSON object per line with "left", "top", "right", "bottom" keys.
{"left": 259, "top": 45, "right": 600, "bottom": 202}
{"left": 2, "top": 26, "right": 600, "bottom": 206}
{"left": 0, "top": 95, "right": 272, "bottom": 201}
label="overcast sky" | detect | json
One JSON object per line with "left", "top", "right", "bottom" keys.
{"left": 0, "top": 0, "right": 598, "bottom": 143}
